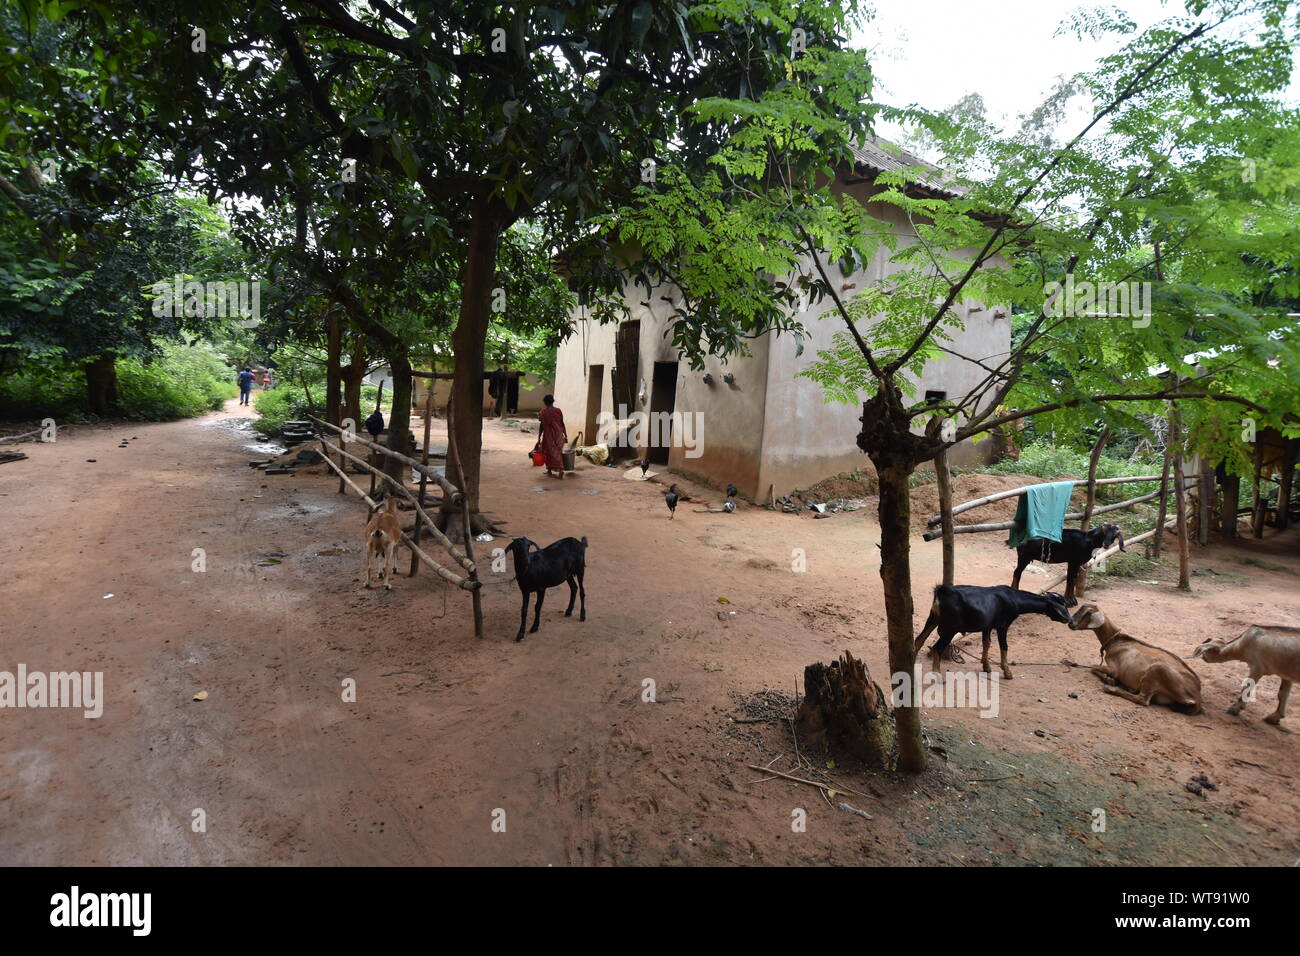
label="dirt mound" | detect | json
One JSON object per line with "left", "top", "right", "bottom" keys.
{"left": 909, "top": 473, "right": 1088, "bottom": 530}
{"left": 798, "top": 470, "right": 878, "bottom": 502}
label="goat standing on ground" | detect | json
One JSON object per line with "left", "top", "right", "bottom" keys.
{"left": 1011, "top": 523, "right": 1125, "bottom": 605}
{"left": 364, "top": 496, "right": 402, "bottom": 590}
{"left": 914, "top": 585, "right": 1072, "bottom": 680}
{"left": 507, "top": 535, "right": 588, "bottom": 642}
{"left": 1069, "top": 603, "right": 1202, "bottom": 712}
{"left": 1191, "top": 625, "right": 1300, "bottom": 728}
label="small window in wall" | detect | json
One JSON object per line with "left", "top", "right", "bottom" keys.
{"left": 924, "top": 390, "right": 947, "bottom": 407}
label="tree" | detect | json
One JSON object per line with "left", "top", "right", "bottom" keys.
{"left": 61, "top": 0, "right": 866, "bottom": 524}
{"left": 0, "top": 8, "right": 254, "bottom": 415}
{"left": 615, "top": 0, "right": 1300, "bottom": 770}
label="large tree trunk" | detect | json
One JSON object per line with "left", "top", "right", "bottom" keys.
{"left": 325, "top": 311, "right": 342, "bottom": 427}
{"left": 1277, "top": 439, "right": 1297, "bottom": 531}
{"left": 874, "top": 455, "right": 926, "bottom": 772}
{"left": 445, "top": 196, "right": 505, "bottom": 524}
{"left": 383, "top": 351, "right": 414, "bottom": 482}
{"left": 1221, "top": 469, "right": 1240, "bottom": 538}
{"left": 84, "top": 355, "right": 120, "bottom": 418}
{"left": 341, "top": 338, "right": 366, "bottom": 429}
{"left": 1075, "top": 427, "right": 1109, "bottom": 597}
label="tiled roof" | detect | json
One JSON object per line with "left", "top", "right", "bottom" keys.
{"left": 847, "top": 134, "right": 964, "bottom": 197}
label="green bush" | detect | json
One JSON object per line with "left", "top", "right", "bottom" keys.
{"left": 252, "top": 384, "right": 325, "bottom": 436}
{"left": 979, "top": 441, "right": 1156, "bottom": 503}
{"left": 0, "top": 362, "right": 89, "bottom": 420}
{"left": 0, "top": 341, "right": 238, "bottom": 422}
{"left": 252, "top": 383, "right": 386, "bottom": 436}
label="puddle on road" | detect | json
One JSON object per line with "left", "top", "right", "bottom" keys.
{"left": 256, "top": 500, "right": 345, "bottom": 520}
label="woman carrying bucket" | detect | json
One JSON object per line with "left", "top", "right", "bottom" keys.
{"left": 535, "top": 395, "right": 568, "bottom": 479}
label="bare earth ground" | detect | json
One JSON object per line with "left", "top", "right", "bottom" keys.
{"left": 0, "top": 399, "right": 1296, "bottom": 866}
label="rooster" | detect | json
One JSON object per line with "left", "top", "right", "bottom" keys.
{"left": 665, "top": 483, "right": 679, "bottom": 520}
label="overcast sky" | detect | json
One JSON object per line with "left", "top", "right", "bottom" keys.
{"left": 856, "top": 0, "right": 1191, "bottom": 138}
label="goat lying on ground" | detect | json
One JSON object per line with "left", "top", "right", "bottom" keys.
{"left": 914, "top": 585, "right": 1072, "bottom": 680}
{"left": 1011, "top": 523, "right": 1125, "bottom": 605}
{"left": 507, "top": 535, "right": 588, "bottom": 642}
{"left": 1191, "top": 625, "right": 1300, "bottom": 728}
{"left": 364, "top": 496, "right": 402, "bottom": 590}
{"left": 1069, "top": 603, "right": 1202, "bottom": 712}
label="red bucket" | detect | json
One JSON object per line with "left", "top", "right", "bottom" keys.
{"left": 530, "top": 449, "right": 546, "bottom": 467}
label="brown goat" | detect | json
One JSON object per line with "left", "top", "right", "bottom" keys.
{"left": 364, "top": 496, "right": 402, "bottom": 590}
{"left": 1068, "top": 603, "right": 1202, "bottom": 713}
{"left": 1191, "top": 625, "right": 1300, "bottom": 727}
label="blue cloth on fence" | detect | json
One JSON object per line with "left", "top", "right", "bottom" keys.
{"left": 1007, "top": 480, "right": 1075, "bottom": 548}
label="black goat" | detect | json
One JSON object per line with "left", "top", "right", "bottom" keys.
{"left": 913, "top": 585, "right": 1072, "bottom": 680}
{"left": 1010, "top": 523, "right": 1125, "bottom": 605}
{"left": 507, "top": 536, "right": 588, "bottom": 642}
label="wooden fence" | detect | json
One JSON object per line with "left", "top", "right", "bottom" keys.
{"left": 922, "top": 426, "right": 1203, "bottom": 599}
{"left": 309, "top": 404, "right": 484, "bottom": 638}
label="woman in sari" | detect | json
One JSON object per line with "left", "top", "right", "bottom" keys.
{"left": 536, "top": 394, "right": 568, "bottom": 479}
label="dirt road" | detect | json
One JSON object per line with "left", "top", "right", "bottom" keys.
{"left": 1, "top": 400, "right": 1296, "bottom": 865}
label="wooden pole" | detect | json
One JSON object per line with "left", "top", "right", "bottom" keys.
{"left": 409, "top": 394, "right": 434, "bottom": 577}
{"left": 1075, "top": 427, "right": 1109, "bottom": 599}
{"left": 935, "top": 446, "right": 955, "bottom": 586}
{"left": 919, "top": 485, "right": 1187, "bottom": 541}
{"left": 320, "top": 435, "right": 474, "bottom": 572}
{"left": 446, "top": 396, "right": 485, "bottom": 639}
{"left": 1039, "top": 516, "right": 1177, "bottom": 593}
{"left": 1153, "top": 442, "right": 1171, "bottom": 559}
{"left": 1171, "top": 407, "right": 1191, "bottom": 590}
{"left": 317, "top": 445, "right": 477, "bottom": 590}
{"left": 311, "top": 416, "right": 464, "bottom": 505}
{"left": 925, "top": 474, "right": 1166, "bottom": 527}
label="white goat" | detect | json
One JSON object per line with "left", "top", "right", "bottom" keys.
{"left": 1190, "top": 625, "right": 1300, "bottom": 728}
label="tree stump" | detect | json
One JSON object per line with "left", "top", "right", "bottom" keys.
{"left": 796, "top": 651, "right": 897, "bottom": 770}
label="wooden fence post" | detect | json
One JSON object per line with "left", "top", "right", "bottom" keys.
{"left": 409, "top": 395, "right": 434, "bottom": 578}
{"left": 1171, "top": 408, "right": 1191, "bottom": 590}
{"left": 1152, "top": 444, "right": 1171, "bottom": 559}
{"left": 935, "top": 446, "right": 955, "bottom": 587}
{"left": 1076, "top": 427, "right": 1109, "bottom": 598}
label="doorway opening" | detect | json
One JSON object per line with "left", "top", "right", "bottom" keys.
{"left": 584, "top": 365, "right": 604, "bottom": 446}
{"left": 647, "top": 361, "right": 679, "bottom": 465}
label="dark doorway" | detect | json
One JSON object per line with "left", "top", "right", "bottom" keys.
{"left": 584, "top": 365, "right": 604, "bottom": 447}
{"left": 647, "top": 361, "right": 678, "bottom": 465}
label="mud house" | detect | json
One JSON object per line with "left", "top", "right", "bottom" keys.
{"left": 553, "top": 137, "right": 1013, "bottom": 499}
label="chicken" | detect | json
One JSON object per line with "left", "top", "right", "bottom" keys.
{"left": 640, "top": 458, "right": 650, "bottom": 477}
{"left": 726, "top": 482, "right": 737, "bottom": 500}
{"left": 665, "top": 483, "right": 679, "bottom": 520}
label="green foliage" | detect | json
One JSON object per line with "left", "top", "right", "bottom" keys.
{"left": 0, "top": 341, "right": 237, "bottom": 421}
{"left": 251, "top": 386, "right": 326, "bottom": 437}
{"left": 981, "top": 442, "right": 1152, "bottom": 481}
{"left": 252, "top": 383, "right": 385, "bottom": 437}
